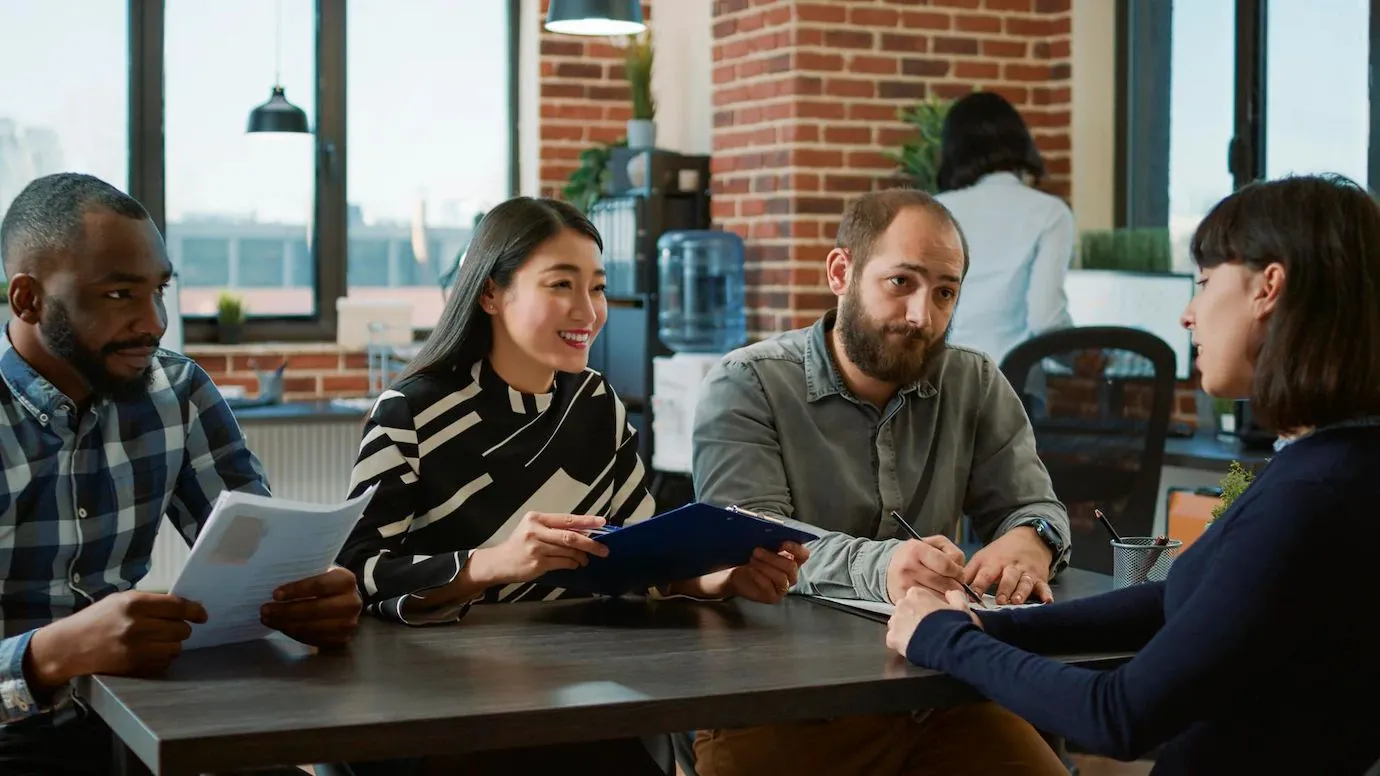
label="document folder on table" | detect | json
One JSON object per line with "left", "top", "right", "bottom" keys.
{"left": 537, "top": 502, "right": 819, "bottom": 596}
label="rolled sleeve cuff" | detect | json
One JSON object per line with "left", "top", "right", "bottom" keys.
{"left": 0, "top": 632, "right": 41, "bottom": 723}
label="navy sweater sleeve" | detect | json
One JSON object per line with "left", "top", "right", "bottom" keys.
{"left": 905, "top": 477, "right": 1335, "bottom": 760}
{"left": 977, "top": 580, "right": 1165, "bottom": 655}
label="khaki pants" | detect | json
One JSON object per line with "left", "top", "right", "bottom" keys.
{"left": 694, "top": 703, "right": 1067, "bottom": 776}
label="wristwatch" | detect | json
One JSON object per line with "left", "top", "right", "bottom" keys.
{"left": 1019, "top": 518, "right": 1070, "bottom": 575}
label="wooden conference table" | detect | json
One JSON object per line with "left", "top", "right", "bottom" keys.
{"left": 79, "top": 569, "right": 1121, "bottom": 775}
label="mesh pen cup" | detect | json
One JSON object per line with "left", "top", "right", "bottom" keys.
{"left": 1111, "top": 537, "right": 1183, "bottom": 588}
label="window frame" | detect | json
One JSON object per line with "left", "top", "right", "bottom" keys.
{"left": 1116, "top": 0, "right": 1380, "bottom": 228}
{"left": 126, "top": 0, "right": 520, "bottom": 344}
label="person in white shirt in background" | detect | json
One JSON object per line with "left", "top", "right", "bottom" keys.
{"left": 935, "top": 91, "right": 1075, "bottom": 366}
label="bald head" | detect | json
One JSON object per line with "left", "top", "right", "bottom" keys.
{"left": 1, "top": 173, "right": 150, "bottom": 278}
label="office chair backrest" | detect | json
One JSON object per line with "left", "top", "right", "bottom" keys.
{"left": 1000, "top": 326, "right": 1178, "bottom": 574}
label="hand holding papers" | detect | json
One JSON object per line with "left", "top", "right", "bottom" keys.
{"left": 170, "top": 485, "right": 376, "bottom": 650}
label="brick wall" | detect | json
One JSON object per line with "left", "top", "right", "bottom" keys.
{"left": 187, "top": 345, "right": 373, "bottom": 403}
{"left": 710, "top": 0, "right": 1073, "bottom": 337}
{"left": 537, "top": 0, "right": 654, "bottom": 198}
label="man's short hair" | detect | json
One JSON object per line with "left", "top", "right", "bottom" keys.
{"left": 1, "top": 172, "right": 149, "bottom": 276}
{"left": 834, "top": 188, "right": 970, "bottom": 278}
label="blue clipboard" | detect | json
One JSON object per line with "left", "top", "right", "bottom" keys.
{"left": 537, "top": 502, "right": 818, "bottom": 596}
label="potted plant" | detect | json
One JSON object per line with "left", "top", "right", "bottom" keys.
{"left": 1210, "top": 460, "right": 1259, "bottom": 524}
{"left": 888, "top": 96, "right": 953, "bottom": 193}
{"left": 1079, "top": 228, "right": 1173, "bottom": 273}
{"left": 624, "top": 30, "right": 656, "bottom": 150}
{"left": 216, "top": 292, "right": 246, "bottom": 345}
{"left": 564, "top": 139, "right": 626, "bottom": 213}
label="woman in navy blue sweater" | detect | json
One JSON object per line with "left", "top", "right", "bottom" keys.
{"left": 886, "top": 174, "right": 1380, "bottom": 775}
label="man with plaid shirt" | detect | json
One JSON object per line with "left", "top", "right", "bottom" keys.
{"left": 0, "top": 173, "right": 362, "bottom": 775}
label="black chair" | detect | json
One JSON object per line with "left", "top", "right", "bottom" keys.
{"left": 1000, "top": 326, "right": 1178, "bottom": 575}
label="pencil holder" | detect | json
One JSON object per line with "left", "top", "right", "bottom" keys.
{"left": 1111, "top": 537, "right": 1183, "bottom": 588}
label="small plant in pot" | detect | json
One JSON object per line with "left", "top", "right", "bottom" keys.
{"left": 216, "top": 292, "right": 246, "bottom": 345}
{"left": 624, "top": 29, "right": 656, "bottom": 150}
{"left": 888, "top": 95, "right": 952, "bottom": 193}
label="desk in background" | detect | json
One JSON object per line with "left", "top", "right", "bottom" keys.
{"left": 85, "top": 572, "right": 1120, "bottom": 775}
{"left": 1154, "top": 429, "right": 1272, "bottom": 543}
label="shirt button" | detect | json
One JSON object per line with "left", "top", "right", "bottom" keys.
{"left": 72, "top": 573, "right": 81, "bottom": 583}
{"left": 38, "top": 413, "right": 48, "bottom": 424}
{"left": 78, "top": 507, "right": 88, "bottom": 518}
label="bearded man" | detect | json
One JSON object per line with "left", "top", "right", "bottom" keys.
{"left": 688, "top": 188, "right": 1073, "bottom": 776}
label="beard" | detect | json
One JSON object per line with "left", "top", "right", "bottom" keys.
{"left": 836, "top": 286, "right": 948, "bottom": 386}
{"left": 42, "top": 299, "right": 157, "bottom": 402}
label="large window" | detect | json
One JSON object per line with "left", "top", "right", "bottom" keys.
{"left": 1121, "top": 0, "right": 1380, "bottom": 265}
{"left": 1165, "top": 0, "right": 1235, "bottom": 270}
{"left": 42, "top": 0, "right": 520, "bottom": 343}
{"left": 345, "top": 0, "right": 511, "bottom": 331}
{"left": 165, "top": 0, "right": 317, "bottom": 318}
{"left": 1264, "top": 0, "right": 1370, "bottom": 182}
{"left": 0, "top": 1, "right": 128, "bottom": 220}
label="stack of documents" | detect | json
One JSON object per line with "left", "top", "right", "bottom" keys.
{"left": 170, "top": 485, "right": 377, "bottom": 650}
{"left": 806, "top": 594, "right": 1042, "bottom": 623}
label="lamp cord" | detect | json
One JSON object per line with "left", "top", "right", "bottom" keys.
{"left": 274, "top": 0, "right": 283, "bottom": 86}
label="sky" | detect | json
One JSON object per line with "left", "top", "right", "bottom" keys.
{"left": 0, "top": 0, "right": 511, "bottom": 228}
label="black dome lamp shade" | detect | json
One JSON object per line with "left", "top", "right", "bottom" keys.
{"left": 247, "top": 86, "right": 309, "bottom": 134}
{"left": 544, "top": 0, "right": 645, "bottom": 36}
{"left": 247, "top": 0, "right": 310, "bottom": 134}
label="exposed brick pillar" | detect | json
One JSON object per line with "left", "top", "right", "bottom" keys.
{"left": 711, "top": 0, "right": 1073, "bottom": 337}
{"left": 537, "top": 1, "right": 654, "bottom": 198}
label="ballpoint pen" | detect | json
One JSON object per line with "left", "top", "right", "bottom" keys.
{"left": 888, "top": 510, "right": 987, "bottom": 609}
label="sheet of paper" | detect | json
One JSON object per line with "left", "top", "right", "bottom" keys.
{"left": 811, "top": 594, "right": 1042, "bottom": 618}
{"left": 170, "top": 484, "right": 377, "bottom": 650}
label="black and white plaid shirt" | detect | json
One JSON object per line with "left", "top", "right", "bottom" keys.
{"left": 0, "top": 327, "right": 268, "bottom": 723}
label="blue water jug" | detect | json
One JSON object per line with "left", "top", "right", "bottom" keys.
{"left": 656, "top": 230, "right": 747, "bottom": 353}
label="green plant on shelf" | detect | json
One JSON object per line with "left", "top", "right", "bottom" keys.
{"left": 1079, "top": 228, "right": 1173, "bottom": 273}
{"left": 625, "top": 30, "right": 655, "bottom": 121}
{"left": 563, "top": 139, "right": 626, "bottom": 214}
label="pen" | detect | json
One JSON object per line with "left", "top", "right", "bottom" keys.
{"left": 1093, "top": 508, "right": 1123, "bottom": 544}
{"left": 888, "top": 510, "right": 986, "bottom": 609}
{"left": 1145, "top": 534, "right": 1172, "bottom": 567}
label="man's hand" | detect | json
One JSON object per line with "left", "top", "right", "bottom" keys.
{"left": 677, "top": 542, "right": 810, "bottom": 603}
{"left": 963, "top": 527, "right": 1054, "bottom": 605}
{"left": 261, "top": 566, "right": 362, "bottom": 649}
{"left": 26, "top": 591, "right": 207, "bottom": 690}
{"left": 885, "top": 588, "right": 983, "bottom": 660}
{"left": 885, "top": 535, "right": 967, "bottom": 604}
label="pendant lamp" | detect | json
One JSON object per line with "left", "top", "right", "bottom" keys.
{"left": 544, "top": 0, "right": 646, "bottom": 36}
{"left": 247, "top": 0, "right": 309, "bottom": 133}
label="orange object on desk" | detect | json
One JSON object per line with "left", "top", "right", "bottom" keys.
{"left": 1166, "top": 488, "right": 1222, "bottom": 551}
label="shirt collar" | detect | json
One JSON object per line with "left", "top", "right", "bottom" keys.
{"left": 1273, "top": 415, "right": 1380, "bottom": 451}
{"left": 975, "top": 171, "right": 1024, "bottom": 188}
{"left": 803, "top": 311, "right": 937, "bottom": 404}
{"left": 0, "top": 324, "right": 77, "bottom": 421}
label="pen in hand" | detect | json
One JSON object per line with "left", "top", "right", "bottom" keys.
{"left": 887, "top": 510, "right": 987, "bottom": 609}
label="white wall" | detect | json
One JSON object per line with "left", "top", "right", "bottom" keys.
{"left": 519, "top": 0, "right": 542, "bottom": 197}
{"left": 648, "top": 0, "right": 713, "bottom": 155}
{"left": 1071, "top": 0, "right": 1118, "bottom": 232}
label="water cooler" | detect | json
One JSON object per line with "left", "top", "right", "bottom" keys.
{"left": 649, "top": 230, "right": 747, "bottom": 477}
